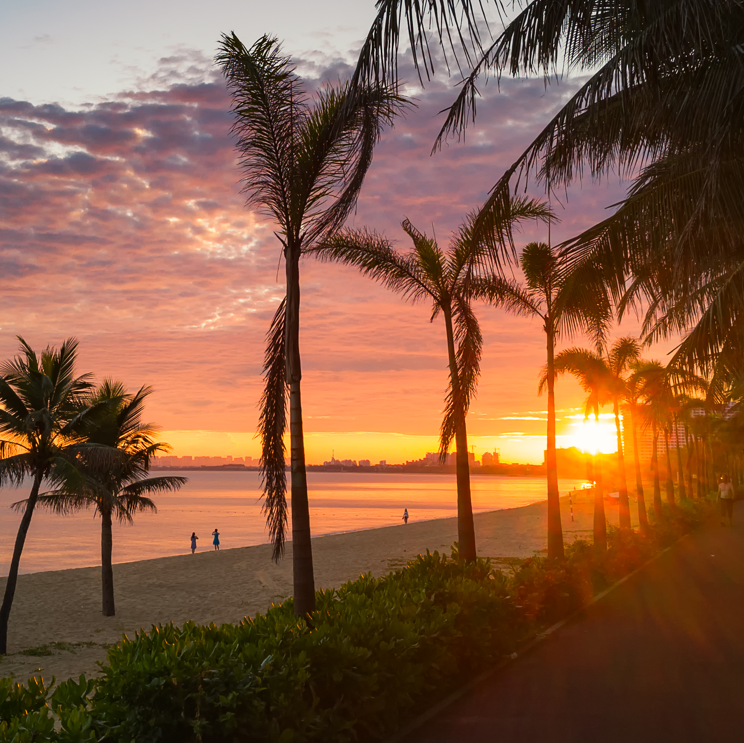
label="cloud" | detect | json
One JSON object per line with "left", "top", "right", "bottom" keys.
{"left": 0, "top": 48, "right": 672, "bottom": 462}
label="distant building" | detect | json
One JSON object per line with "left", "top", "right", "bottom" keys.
{"left": 323, "top": 456, "right": 357, "bottom": 467}
{"left": 481, "top": 450, "right": 500, "bottom": 466}
{"left": 379, "top": 460, "right": 387, "bottom": 466}
{"left": 359, "top": 459, "right": 371, "bottom": 467}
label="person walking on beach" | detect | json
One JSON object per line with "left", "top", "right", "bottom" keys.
{"left": 402, "top": 508, "right": 409, "bottom": 525}
{"left": 190, "top": 532, "right": 198, "bottom": 553}
{"left": 718, "top": 475, "right": 735, "bottom": 526}
{"left": 212, "top": 528, "right": 221, "bottom": 551}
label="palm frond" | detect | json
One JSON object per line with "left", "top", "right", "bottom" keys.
{"left": 217, "top": 34, "right": 306, "bottom": 235}
{"left": 351, "top": 0, "right": 491, "bottom": 88}
{"left": 312, "top": 228, "right": 434, "bottom": 303}
{"left": 298, "top": 82, "right": 408, "bottom": 247}
{"left": 439, "top": 293, "right": 482, "bottom": 459}
{"left": 259, "top": 298, "right": 289, "bottom": 561}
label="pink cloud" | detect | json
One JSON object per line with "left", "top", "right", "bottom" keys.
{"left": 0, "top": 51, "right": 675, "bottom": 462}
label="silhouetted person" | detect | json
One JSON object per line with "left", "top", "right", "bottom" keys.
{"left": 719, "top": 475, "right": 735, "bottom": 526}
{"left": 402, "top": 508, "right": 409, "bottom": 525}
{"left": 212, "top": 528, "right": 220, "bottom": 551}
{"left": 190, "top": 532, "right": 198, "bottom": 554}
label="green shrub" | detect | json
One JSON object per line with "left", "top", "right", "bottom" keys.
{"left": 1, "top": 500, "right": 714, "bottom": 743}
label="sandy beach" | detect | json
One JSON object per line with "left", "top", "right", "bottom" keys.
{"left": 0, "top": 490, "right": 629, "bottom": 682}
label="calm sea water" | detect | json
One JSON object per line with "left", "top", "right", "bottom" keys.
{"left": 0, "top": 471, "right": 584, "bottom": 576}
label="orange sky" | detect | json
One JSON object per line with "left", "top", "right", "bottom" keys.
{"left": 0, "top": 49, "right": 678, "bottom": 465}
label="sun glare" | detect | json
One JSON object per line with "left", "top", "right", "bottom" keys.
{"left": 565, "top": 416, "right": 618, "bottom": 455}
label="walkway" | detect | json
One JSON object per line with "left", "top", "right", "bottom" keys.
{"left": 403, "top": 504, "right": 744, "bottom": 742}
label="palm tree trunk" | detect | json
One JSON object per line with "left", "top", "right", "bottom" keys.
{"left": 631, "top": 407, "right": 648, "bottom": 531}
{"left": 652, "top": 421, "right": 662, "bottom": 520}
{"left": 101, "top": 507, "right": 115, "bottom": 616}
{"left": 593, "top": 408, "right": 606, "bottom": 554}
{"left": 285, "top": 250, "right": 315, "bottom": 616}
{"left": 443, "top": 305, "right": 476, "bottom": 562}
{"left": 0, "top": 469, "right": 43, "bottom": 655}
{"left": 545, "top": 323, "right": 564, "bottom": 560}
{"left": 696, "top": 436, "right": 704, "bottom": 499}
{"left": 613, "top": 398, "right": 631, "bottom": 530}
{"left": 664, "top": 428, "right": 675, "bottom": 505}
{"left": 674, "top": 415, "right": 686, "bottom": 499}
{"left": 685, "top": 425, "right": 695, "bottom": 499}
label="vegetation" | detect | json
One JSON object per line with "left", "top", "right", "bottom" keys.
{"left": 0, "top": 339, "right": 94, "bottom": 656}
{"left": 0, "top": 499, "right": 713, "bottom": 743}
{"left": 475, "top": 241, "right": 610, "bottom": 559}
{"left": 216, "top": 33, "right": 405, "bottom": 614}
{"left": 0, "top": 341, "right": 179, "bottom": 652}
{"left": 314, "top": 202, "right": 549, "bottom": 562}
{"left": 23, "top": 382, "right": 186, "bottom": 617}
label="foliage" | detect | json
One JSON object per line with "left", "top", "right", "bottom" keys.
{"left": 0, "top": 500, "right": 714, "bottom": 743}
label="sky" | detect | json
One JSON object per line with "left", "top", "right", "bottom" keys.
{"left": 0, "top": 0, "right": 676, "bottom": 464}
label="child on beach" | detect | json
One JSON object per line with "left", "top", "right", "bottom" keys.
{"left": 402, "top": 508, "right": 409, "bottom": 524}
{"left": 212, "top": 528, "right": 221, "bottom": 551}
{"left": 190, "top": 532, "right": 198, "bottom": 553}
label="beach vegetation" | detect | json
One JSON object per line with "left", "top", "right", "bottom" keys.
{"left": 0, "top": 338, "right": 95, "bottom": 656}
{"left": 21, "top": 381, "right": 187, "bottom": 617}
{"left": 216, "top": 33, "right": 406, "bottom": 615}
{"left": 314, "top": 202, "right": 549, "bottom": 562}
{"left": 0, "top": 499, "right": 713, "bottom": 743}
{"left": 473, "top": 241, "right": 611, "bottom": 559}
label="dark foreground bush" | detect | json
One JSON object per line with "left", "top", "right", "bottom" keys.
{"left": 1, "top": 499, "right": 714, "bottom": 743}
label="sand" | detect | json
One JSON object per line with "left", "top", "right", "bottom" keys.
{"left": 0, "top": 490, "right": 626, "bottom": 682}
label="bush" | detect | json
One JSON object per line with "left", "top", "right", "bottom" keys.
{"left": 1, "top": 501, "right": 714, "bottom": 743}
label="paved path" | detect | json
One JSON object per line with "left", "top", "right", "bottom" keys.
{"left": 404, "top": 504, "right": 744, "bottom": 743}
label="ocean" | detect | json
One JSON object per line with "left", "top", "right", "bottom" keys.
{"left": 0, "top": 470, "right": 584, "bottom": 576}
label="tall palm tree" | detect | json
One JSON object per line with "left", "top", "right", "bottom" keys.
{"left": 217, "top": 34, "right": 404, "bottom": 615}
{"left": 550, "top": 348, "right": 612, "bottom": 553}
{"left": 634, "top": 361, "right": 706, "bottom": 509}
{"left": 354, "top": 1, "right": 744, "bottom": 397}
{"left": 624, "top": 364, "right": 650, "bottom": 530}
{"left": 315, "top": 200, "right": 549, "bottom": 562}
{"left": 474, "top": 241, "right": 610, "bottom": 559}
{"left": 605, "top": 338, "right": 641, "bottom": 530}
{"left": 0, "top": 338, "right": 93, "bottom": 655}
{"left": 23, "top": 382, "right": 186, "bottom": 617}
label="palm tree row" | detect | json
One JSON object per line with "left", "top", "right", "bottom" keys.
{"left": 0, "top": 338, "right": 183, "bottom": 655}
{"left": 223, "top": 0, "right": 744, "bottom": 615}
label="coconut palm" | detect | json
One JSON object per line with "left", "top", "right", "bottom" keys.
{"left": 315, "top": 199, "right": 549, "bottom": 562}
{"left": 474, "top": 241, "right": 610, "bottom": 559}
{"left": 633, "top": 361, "right": 707, "bottom": 509}
{"left": 22, "top": 381, "right": 186, "bottom": 617}
{"left": 353, "top": 1, "right": 744, "bottom": 391}
{"left": 604, "top": 338, "right": 641, "bottom": 530}
{"left": 0, "top": 338, "right": 93, "bottom": 655}
{"left": 216, "top": 34, "right": 404, "bottom": 615}
{"left": 632, "top": 361, "right": 677, "bottom": 513}
{"left": 550, "top": 348, "right": 613, "bottom": 553}
{"left": 624, "top": 364, "right": 650, "bottom": 530}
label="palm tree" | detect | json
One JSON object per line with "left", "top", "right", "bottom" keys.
{"left": 216, "top": 34, "right": 404, "bottom": 615}
{"left": 624, "top": 365, "right": 650, "bottom": 530}
{"left": 605, "top": 338, "right": 641, "bottom": 530}
{"left": 353, "top": 2, "right": 744, "bottom": 399}
{"left": 315, "top": 200, "right": 549, "bottom": 562}
{"left": 633, "top": 361, "right": 676, "bottom": 514}
{"left": 550, "top": 348, "right": 612, "bottom": 553}
{"left": 474, "top": 241, "right": 610, "bottom": 559}
{"left": 634, "top": 361, "right": 706, "bottom": 509}
{"left": 24, "top": 381, "right": 186, "bottom": 617}
{"left": 0, "top": 338, "right": 93, "bottom": 655}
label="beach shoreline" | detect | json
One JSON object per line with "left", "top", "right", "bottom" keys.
{"left": 0, "top": 490, "right": 627, "bottom": 683}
